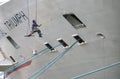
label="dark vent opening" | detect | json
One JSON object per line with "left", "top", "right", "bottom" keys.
{"left": 57, "top": 38, "right": 69, "bottom": 47}
{"left": 72, "top": 34, "right": 85, "bottom": 43}
{"left": 7, "top": 36, "right": 20, "bottom": 49}
{"left": 10, "top": 56, "right": 16, "bottom": 62}
{"left": 63, "top": 13, "right": 86, "bottom": 29}
{"left": 44, "top": 42, "right": 55, "bottom": 51}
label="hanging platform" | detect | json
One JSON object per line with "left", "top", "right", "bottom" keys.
{"left": 24, "top": 35, "right": 34, "bottom": 37}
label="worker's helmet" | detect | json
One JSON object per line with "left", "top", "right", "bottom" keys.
{"left": 32, "top": 20, "right": 36, "bottom": 23}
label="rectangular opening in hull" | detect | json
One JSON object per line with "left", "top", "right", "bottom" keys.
{"left": 63, "top": 13, "right": 86, "bottom": 29}
{"left": 7, "top": 36, "right": 20, "bottom": 49}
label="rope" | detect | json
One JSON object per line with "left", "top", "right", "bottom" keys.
{"left": 26, "top": 0, "right": 30, "bottom": 34}
{"left": 35, "top": 0, "right": 38, "bottom": 22}
{"left": 26, "top": 41, "right": 77, "bottom": 79}
{"left": 71, "top": 61, "right": 120, "bottom": 79}
{"left": 3, "top": 44, "right": 60, "bottom": 78}
{"left": 71, "top": 39, "right": 120, "bottom": 79}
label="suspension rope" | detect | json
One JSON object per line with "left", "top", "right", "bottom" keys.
{"left": 26, "top": 0, "right": 30, "bottom": 34}
{"left": 26, "top": 41, "right": 77, "bottom": 79}
{"left": 3, "top": 44, "right": 61, "bottom": 78}
{"left": 35, "top": 0, "right": 38, "bottom": 22}
{"left": 71, "top": 61, "right": 120, "bottom": 79}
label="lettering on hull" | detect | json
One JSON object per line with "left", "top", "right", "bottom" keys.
{"left": 4, "top": 11, "right": 28, "bottom": 31}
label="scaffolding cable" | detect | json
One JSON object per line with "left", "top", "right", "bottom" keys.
{"left": 71, "top": 61, "right": 120, "bottom": 79}
{"left": 26, "top": 0, "right": 30, "bottom": 34}
{"left": 26, "top": 41, "right": 77, "bottom": 79}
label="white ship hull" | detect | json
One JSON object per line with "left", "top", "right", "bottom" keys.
{"left": 0, "top": 0, "right": 120, "bottom": 79}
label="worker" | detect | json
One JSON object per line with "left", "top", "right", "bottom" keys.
{"left": 26, "top": 20, "right": 42, "bottom": 37}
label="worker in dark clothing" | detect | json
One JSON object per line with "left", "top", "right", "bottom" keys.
{"left": 26, "top": 20, "right": 42, "bottom": 37}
